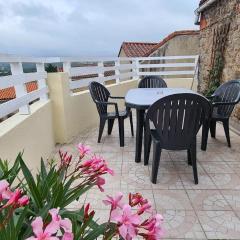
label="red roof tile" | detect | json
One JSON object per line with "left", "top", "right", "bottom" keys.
{"left": 0, "top": 82, "right": 38, "bottom": 101}
{"left": 144, "top": 30, "right": 200, "bottom": 56}
{"left": 118, "top": 42, "right": 158, "bottom": 57}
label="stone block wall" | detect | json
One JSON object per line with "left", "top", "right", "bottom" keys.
{"left": 199, "top": 0, "right": 240, "bottom": 128}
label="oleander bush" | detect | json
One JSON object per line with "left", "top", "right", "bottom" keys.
{"left": 0, "top": 144, "right": 163, "bottom": 240}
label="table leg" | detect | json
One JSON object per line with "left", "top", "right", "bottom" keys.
{"left": 135, "top": 109, "right": 145, "bottom": 163}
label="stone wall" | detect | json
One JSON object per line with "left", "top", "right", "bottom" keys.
{"left": 199, "top": 0, "right": 240, "bottom": 129}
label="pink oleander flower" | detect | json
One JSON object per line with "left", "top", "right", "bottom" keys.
{"left": 0, "top": 180, "right": 9, "bottom": 193}
{"left": 1, "top": 188, "right": 29, "bottom": 209}
{"left": 111, "top": 204, "right": 141, "bottom": 240}
{"left": 62, "top": 232, "right": 73, "bottom": 240}
{"left": 26, "top": 216, "right": 59, "bottom": 240}
{"left": 17, "top": 195, "right": 30, "bottom": 207}
{"left": 59, "top": 151, "right": 72, "bottom": 168}
{"left": 129, "top": 193, "right": 152, "bottom": 215}
{"left": 140, "top": 214, "right": 164, "bottom": 240}
{"left": 77, "top": 143, "right": 91, "bottom": 158}
{"left": 96, "top": 176, "right": 105, "bottom": 192}
{"left": 0, "top": 179, "right": 9, "bottom": 201}
{"left": 84, "top": 203, "right": 95, "bottom": 221}
{"left": 49, "top": 208, "right": 72, "bottom": 233}
{"left": 27, "top": 209, "right": 73, "bottom": 240}
{"left": 137, "top": 203, "right": 152, "bottom": 215}
{"left": 81, "top": 155, "right": 114, "bottom": 176}
{"left": 103, "top": 192, "right": 124, "bottom": 210}
{"left": 129, "top": 193, "right": 147, "bottom": 207}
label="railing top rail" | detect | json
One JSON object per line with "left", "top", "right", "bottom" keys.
{"left": 0, "top": 56, "right": 60, "bottom": 63}
{"left": 58, "top": 56, "right": 199, "bottom": 62}
{"left": 57, "top": 57, "right": 136, "bottom": 62}
{"left": 136, "top": 55, "right": 199, "bottom": 61}
{"left": 0, "top": 55, "right": 199, "bottom": 64}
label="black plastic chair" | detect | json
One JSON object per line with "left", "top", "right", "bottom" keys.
{"left": 89, "top": 81, "right": 134, "bottom": 147}
{"left": 145, "top": 93, "right": 211, "bottom": 184}
{"left": 201, "top": 80, "right": 240, "bottom": 149}
{"left": 138, "top": 76, "right": 167, "bottom": 88}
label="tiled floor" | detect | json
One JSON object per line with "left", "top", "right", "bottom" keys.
{"left": 54, "top": 115, "right": 240, "bottom": 240}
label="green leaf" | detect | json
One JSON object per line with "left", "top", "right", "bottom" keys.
{"left": 63, "top": 185, "right": 92, "bottom": 208}
{"left": 62, "top": 208, "right": 99, "bottom": 230}
{"left": 83, "top": 223, "right": 108, "bottom": 240}
{"left": 40, "top": 158, "right": 47, "bottom": 179}
{"left": 19, "top": 155, "right": 42, "bottom": 209}
{"left": 15, "top": 207, "right": 29, "bottom": 234}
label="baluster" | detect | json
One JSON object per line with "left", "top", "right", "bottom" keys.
{"left": 98, "top": 61, "right": 104, "bottom": 84}
{"left": 36, "top": 62, "right": 48, "bottom": 101}
{"left": 132, "top": 59, "right": 139, "bottom": 81}
{"left": 115, "top": 59, "right": 120, "bottom": 84}
{"left": 10, "top": 62, "right": 30, "bottom": 115}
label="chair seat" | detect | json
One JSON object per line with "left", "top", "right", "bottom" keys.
{"left": 212, "top": 112, "right": 228, "bottom": 120}
{"left": 107, "top": 110, "right": 129, "bottom": 119}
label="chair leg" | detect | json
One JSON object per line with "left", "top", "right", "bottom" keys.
{"left": 151, "top": 141, "right": 161, "bottom": 184}
{"left": 118, "top": 117, "right": 124, "bottom": 147}
{"left": 191, "top": 138, "right": 198, "bottom": 184}
{"left": 108, "top": 119, "right": 115, "bottom": 135}
{"left": 98, "top": 118, "right": 106, "bottom": 143}
{"left": 187, "top": 149, "right": 192, "bottom": 166}
{"left": 201, "top": 120, "right": 209, "bottom": 151}
{"left": 129, "top": 111, "right": 134, "bottom": 137}
{"left": 210, "top": 120, "right": 216, "bottom": 138}
{"left": 223, "top": 120, "right": 231, "bottom": 148}
{"left": 144, "top": 127, "right": 152, "bottom": 166}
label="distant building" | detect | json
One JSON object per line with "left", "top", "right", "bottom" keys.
{"left": 118, "top": 42, "right": 158, "bottom": 57}
{"left": 118, "top": 30, "right": 199, "bottom": 58}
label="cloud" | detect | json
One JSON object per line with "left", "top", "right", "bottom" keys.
{"left": 0, "top": 0, "right": 199, "bottom": 57}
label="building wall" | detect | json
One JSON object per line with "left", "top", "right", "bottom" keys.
{"left": 150, "top": 34, "right": 199, "bottom": 57}
{"left": 119, "top": 50, "right": 127, "bottom": 57}
{"left": 199, "top": 0, "right": 240, "bottom": 128}
{"left": 0, "top": 101, "right": 55, "bottom": 172}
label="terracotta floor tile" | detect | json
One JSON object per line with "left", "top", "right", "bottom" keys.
{"left": 180, "top": 173, "right": 217, "bottom": 190}
{"left": 197, "top": 210, "right": 240, "bottom": 239}
{"left": 210, "top": 173, "right": 240, "bottom": 190}
{"left": 151, "top": 173, "right": 184, "bottom": 190}
{"left": 221, "top": 190, "right": 240, "bottom": 211}
{"left": 154, "top": 190, "right": 193, "bottom": 211}
{"left": 162, "top": 210, "right": 206, "bottom": 239}
{"left": 201, "top": 161, "right": 234, "bottom": 174}
{"left": 187, "top": 190, "right": 231, "bottom": 211}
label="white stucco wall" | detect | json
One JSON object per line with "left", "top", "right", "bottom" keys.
{"left": 0, "top": 100, "right": 55, "bottom": 171}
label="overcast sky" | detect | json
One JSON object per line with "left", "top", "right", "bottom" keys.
{"left": 0, "top": 0, "right": 200, "bottom": 57}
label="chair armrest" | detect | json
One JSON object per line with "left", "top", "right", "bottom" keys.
{"left": 95, "top": 100, "right": 119, "bottom": 116}
{"left": 212, "top": 101, "right": 238, "bottom": 107}
{"left": 206, "top": 95, "right": 215, "bottom": 100}
{"left": 109, "top": 96, "right": 125, "bottom": 99}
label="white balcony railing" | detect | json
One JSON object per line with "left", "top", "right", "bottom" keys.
{"left": 58, "top": 55, "right": 199, "bottom": 92}
{"left": 0, "top": 55, "right": 199, "bottom": 120}
{"left": 0, "top": 56, "right": 49, "bottom": 119}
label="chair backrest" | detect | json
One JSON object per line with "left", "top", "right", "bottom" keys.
{"left": 89, "top": 81, "right": 110, "bottom": 115}
{"left": 138, "top": 76, "right": 167, "bottom": 88}
{"left": 213, "top": 80, "right": 240, "bottom": 117}
{"left": 146, "top": 93, "right": 211, "bottom": 150}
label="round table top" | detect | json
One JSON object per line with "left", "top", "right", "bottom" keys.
{"left": 125, "top": 88, "right": 197, "bottom": 109}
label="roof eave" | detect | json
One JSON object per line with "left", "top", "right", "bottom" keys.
{"left": 194, "top": 0, "right": 218, "bottom": 25}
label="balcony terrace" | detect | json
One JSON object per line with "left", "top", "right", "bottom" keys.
{"left": 59, "top": 116, "right": 240, "bottom": 240}
{"left": 0, "top": 55, "right": 240, "bottom": 239}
